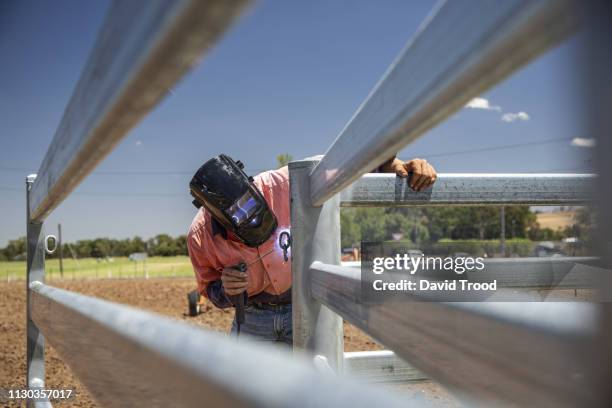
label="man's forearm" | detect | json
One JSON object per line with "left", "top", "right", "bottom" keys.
{"left": 376, "top": 156, "right": 396, "bottom": 172}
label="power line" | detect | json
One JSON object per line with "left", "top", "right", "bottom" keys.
{"left": 0, "top": 161, "right": 595, "bottom": 197}
{"left": 0, "top": 139, "right": 592, "bottom": 197}
{"left": 0, "top": 166, "right": 270, "bottom": 175}
{"left": 411, "top": 137, "right": 574, "bottom": 159}
{"left": 0, "top": 137, "right": 583, "bottom": 175}
{"left": 0, "top": 186, "right": 186, "bottom": 197}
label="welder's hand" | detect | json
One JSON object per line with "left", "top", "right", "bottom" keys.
{"left": 391, "top": 158, "right": 437, "bottom": 192}
{"left": 221, "top": 268, "right": 248, "bottom": 296}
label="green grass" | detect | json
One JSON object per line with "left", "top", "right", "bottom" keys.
{"left": 0, "top": 256, "right": 195, "bottom": 281}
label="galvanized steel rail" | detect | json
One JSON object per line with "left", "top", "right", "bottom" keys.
{"left": 310, "top": 262, "right": 598, "bottom": 406}
{"left": 343, "top": 350, "right": 427, "bottom": 383}
{"left": 308, "top": 262, "right": 598, "bottom": 407}
{"left": 340, "top": 173, "right": 594, "bottom": 206}
{"left": 309, "top": 0, "right": 579, "bottom": 206}
{"left": 345, "top": 257, "right": 602, "bottom": 289}
{"left": 25, "top": 0, "right": 250, "bottom": 397}
{"left": 28, "top": 281, "right": 414, "bottom": 408}
{"left": 28, "top": 0, "right": 248, "bottom": 221}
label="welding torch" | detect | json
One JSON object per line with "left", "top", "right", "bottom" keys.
{"left": 227, "top": 261, "right": 248, "bottom": 335}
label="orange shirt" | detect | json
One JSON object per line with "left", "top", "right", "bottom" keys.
{"left": 187, "top": 166, "right": 291, "bottom": 298}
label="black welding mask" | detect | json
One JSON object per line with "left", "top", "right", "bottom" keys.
{"left": 189, "top": 154, "right": 278, "bottom": 247}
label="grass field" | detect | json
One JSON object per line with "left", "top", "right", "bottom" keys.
{"left": 0, "top": 256, "right": 195, "bottom": 281}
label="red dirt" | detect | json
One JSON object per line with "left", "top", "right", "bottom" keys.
{"left": 0, "top": 279, "right": 457, "bottom": 407}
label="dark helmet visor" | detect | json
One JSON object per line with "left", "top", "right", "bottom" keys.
{"left": 226, "top": 190, "right": 261, "bottom": 226}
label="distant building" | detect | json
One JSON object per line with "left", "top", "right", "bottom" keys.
{"left": 129, "top": 252, "right": 148, "bottom": 261}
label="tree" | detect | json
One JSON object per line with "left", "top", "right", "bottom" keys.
{"left": 340, "top": 205, "right": 543, "bottom": 248}
{"left": 1, "top": 234, "right": 189, "bottom": 259}
{"left": 0, "top": 203, "right": 564, "bottom": 261}
{"left": 563, "top": 207, "right": 593, "bottom": 241}
{"left": 527, "top": 226, "right": 563, "bottom": 241}
{"left": 174, "top": 235, "right": 188, "bottom": 256}
{"left": 423, "top": 206, "right": 536, "bottom": 240}
{"left": 147, "top": 234, "right": 179, "bottom": 256}
{"left": 503, "top": 206, "right": 537, "bottom": 238}
{"left": 0, "top": 237, "right": 26, "bottom": 260}
{"left": 276, "top": 154, "right": 293, "bottom": 168}
{"left": 341, "top": 210, "right": 360, "bottom": 248}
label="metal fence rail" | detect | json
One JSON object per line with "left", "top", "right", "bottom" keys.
{"left": 458, "top": 257, "right": 602, "bottom": 289}
{"left": 24, "top": 0, "right": 253, "bottom": 405}
{"left": 28, "top": 0, "right": 248, "bottom": 221}
{"left": 308, "top": 261, "right": 598, "bottom": 407}
{"left": 340, "top": 173, "right": 594, "bottom": 206}
{"left": 28, "top": 281, "right": 414, "bottom": 408}
{"left": 345, "top": 257, "right": 601, "bottom": 289}
{"left": 343, "top": 350, "right": 427, "bottom": 383}
{"left": 309, "top": 0, "right": 578, "bottom": 206}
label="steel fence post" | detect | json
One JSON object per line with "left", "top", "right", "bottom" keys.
{"left": 289, "top": 159, "right": 343, "bottom": 372}
{"left": 26, "top": 174, "right": 49, "bottom": 407}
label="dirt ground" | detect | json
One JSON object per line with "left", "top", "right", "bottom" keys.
{"left": 0, "top": 278, "right": 458, "bottom": 407}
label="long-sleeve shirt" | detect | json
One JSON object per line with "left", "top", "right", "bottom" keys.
{"left": 187, "top": 166, "right": 291, "bottom": 308}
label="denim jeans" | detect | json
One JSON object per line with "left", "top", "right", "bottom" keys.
{"left": 230, "top": 303, "right": 292, "bottom": 345}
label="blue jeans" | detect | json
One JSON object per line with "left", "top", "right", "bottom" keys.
{"left": 230, "top": 303, "right": 293, "bottom": 345}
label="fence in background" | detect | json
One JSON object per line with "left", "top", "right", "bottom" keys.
{"left": 24, "top": 0, "right": 610, "bottom": 407}
{"left": 5, "top": 257, "right": 194, "bottom": 282}
{"left": 291, "top": 168, "right": 599, "bottom": 405}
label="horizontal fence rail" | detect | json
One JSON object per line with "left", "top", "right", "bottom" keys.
{"left": 340, "top": 173, "right": 594, "bottom": 206}
{"left": 454, "top": 257, "right": 601, "bottom": 289}
{"left": 309, "top": 0, "right": 578, "bottom": 206}
{"left": 343, "top": 351, "right": 427, "bottom": 383}
{"left": 308, "top": 261, "right": 599, "bottom": 407}
{"left": 29, "top": 282, "right": 421, "bottom": 408}
{"left": 345, "top": 257, "right": 601, "bottom": 289}
{"left": 28, "top": 0, "right": 248, "bottom": 221}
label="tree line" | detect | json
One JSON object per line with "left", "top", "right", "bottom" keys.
{"left": 340, "top": 205, "right": 591, "bottom": 248}
{"left": 0, "top": 234, "right": 188, "bottom": 261}
{"left": 0, "top": 206, "right": 590, "bottom": 261}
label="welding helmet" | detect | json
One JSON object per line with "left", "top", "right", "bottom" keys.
{"left": 189, "top": 154, "right": 277, "bottom": 247}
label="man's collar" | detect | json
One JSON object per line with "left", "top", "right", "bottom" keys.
{"left": 210, "top": 217, "right": 228, "bottom": 240}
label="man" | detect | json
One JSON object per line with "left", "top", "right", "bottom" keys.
{"left": 187, "top": 155, "right": 437, "bottom": 344}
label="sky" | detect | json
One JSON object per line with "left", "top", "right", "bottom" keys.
{"left": 0, "top": 0, "right": 594, "bottom": 247}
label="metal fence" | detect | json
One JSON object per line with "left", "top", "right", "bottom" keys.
{"left": 24, "top": 0, "right": 610, "bottom": 407}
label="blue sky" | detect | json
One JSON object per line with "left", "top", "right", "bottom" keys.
{"left": 0, "top": 0, "right": 593, "bottom": 246}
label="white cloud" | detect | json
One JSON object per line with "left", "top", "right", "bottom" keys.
{"left": 501, "top": 112, "right": 530, "bottom": 122}
{"left": 571, "top": 137, "right": 596, "bottom": 147}
{"left": 465, "top": 97, "right": 501, "bottom": 112}
{"left": 465, "top": 97, "right": 531, "bottom": 123}
{"left": 135, "top": 140, "right": 143, "bottom": 146}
